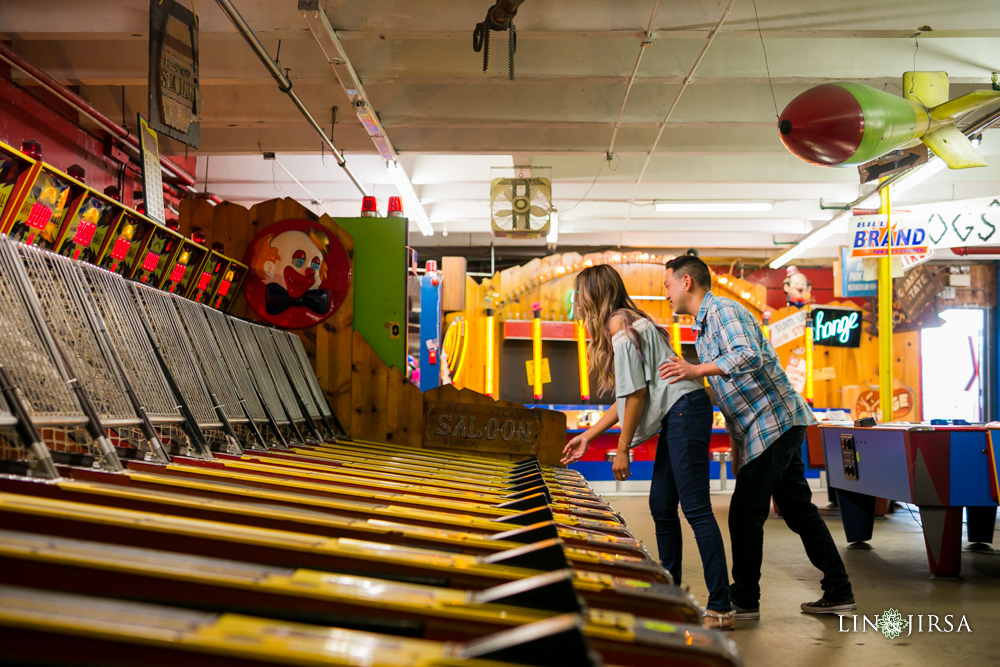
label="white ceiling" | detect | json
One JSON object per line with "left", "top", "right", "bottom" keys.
{"left": 3, "top": 0, "right": 1000, "bottom": 263}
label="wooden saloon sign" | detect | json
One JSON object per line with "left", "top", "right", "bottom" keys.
{"left": 149, "top": 0, "right": 202, "bottom": 147}
{"left": 426, "top": 403, "right": 542, "bottom": 456}
{"left": 422, "top": 386, "right": 566, "bottom": 465}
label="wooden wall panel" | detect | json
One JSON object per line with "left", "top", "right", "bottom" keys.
{"left": 769, "top": 301, "right": 921, "bottom": 417}
{"left": 386, "top": 365, "right": 424, "bottom": 448}
{"left": 351, "top": 330, "right": 388, "bottom": 441}
{"left": 441, "top": 256, "right": 467, "bottom": 312}
{"left": 207, "top": 201, "right": 251, "bottom": 262}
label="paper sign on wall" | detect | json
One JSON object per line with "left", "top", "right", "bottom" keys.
{"left": 770, "top": 310, "right": 807, "bottom": 348}
{"left": 785, "top": 356, "right": 807, "bottom": 394}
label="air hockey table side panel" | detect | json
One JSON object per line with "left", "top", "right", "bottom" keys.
{"left": 822, "top": 427, "right": 913, "bottom": 502}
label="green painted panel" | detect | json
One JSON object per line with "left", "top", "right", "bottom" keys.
{"left": 337, "top": 216, "right": 407, "bottom": 371}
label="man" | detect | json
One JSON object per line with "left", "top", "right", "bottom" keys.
{"left": 658, "top": 255, "right": 855, "bottom": 620}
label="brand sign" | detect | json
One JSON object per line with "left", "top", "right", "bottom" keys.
{"left": 812, "top": 307, "right": 862, "bottom": 348}
{"left": 425, "top": 402, "right": 540, "bottom": 456}
{"left": 850, "top": 215, "right": 929, "bottom": 258}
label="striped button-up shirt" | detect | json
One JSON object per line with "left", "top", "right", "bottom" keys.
{"left": 693, "top": 292, "right": 815, "bottom": 467}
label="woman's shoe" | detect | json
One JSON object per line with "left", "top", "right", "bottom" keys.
{"left": 702, "top": 609, "right": 735, "bottom": 631}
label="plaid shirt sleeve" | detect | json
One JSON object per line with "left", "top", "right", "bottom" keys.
{"left": 710, "top": 299, "right": 764, "bottom": 377}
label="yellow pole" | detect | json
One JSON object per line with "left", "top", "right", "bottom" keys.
{"left": 878, "top": 186, "right": 893, "bottom": 423}
{"left": 576, "top": 319, "right": 590, "bottom": 401}
{"left": 454, "top": 320, "right": 469, "bottom": 383}
{"left": 485, "top": 309, "right": 495, "bottom": 398}
{"left": 804, "top": 307, "right": 814, "bottom": 404}
{"left": 671, "top": 314, "right": 682, "bottom": 357}
{"left": 532, "top": 305, "right": 543, "bottom": 401}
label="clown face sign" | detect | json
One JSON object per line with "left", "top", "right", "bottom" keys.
{"left": 242, "top": 218, "right": 351, "bottom": 329}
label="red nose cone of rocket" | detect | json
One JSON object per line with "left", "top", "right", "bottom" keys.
{"left": 778, "top": 84, "right": 865, "bottom": 166}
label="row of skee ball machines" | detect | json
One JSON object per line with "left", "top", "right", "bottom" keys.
{"left": 0, "top": 142, "right": 742, "bottom": 666}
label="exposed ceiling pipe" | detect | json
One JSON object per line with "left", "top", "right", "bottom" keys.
{"left": 951, "top": 246, "right": 1000, "bottom": 255}
{"left": 0, "top": 40, "right": 218, "bottom": 201}
{"left": 214, "top": 0, "right": 368, "bottom": 197}
{"left": 607, "top": 0, "right": 659, "bottom": 159}
{"left": 619, "top": 0, "right": 737, "bottom": 245}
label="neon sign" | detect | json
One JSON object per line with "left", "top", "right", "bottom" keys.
{"left": 812, "top": 307, "right": 861, "bottom": 348}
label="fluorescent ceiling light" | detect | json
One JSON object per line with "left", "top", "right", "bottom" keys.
{"left": 769, "top": 217, "right": 848, "bottom": 269}
{"left": 655, "top": 201, "right": 774, "bottom": 213}
{"left": 386, "top": 161, "right": 434, "bottom": 237}
{"left": 890, "top": 157, "right": 948, "bottom": 196}
{"left": 546, "top": 210, "right": 559, "bottom": 244}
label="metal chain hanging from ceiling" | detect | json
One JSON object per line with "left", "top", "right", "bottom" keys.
{"left": 472, "top": 0, "right": 524, "bottom": 80}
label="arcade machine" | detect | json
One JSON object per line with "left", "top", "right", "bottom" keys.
{"left": 0, "top": 140, "right": 43, "bottom": 223}
{"left": 52, "top": 183, "right": 129, "bottom": 264}
{"left": 0, "top": 140, "right": 88, "bottom": 249}
{"left": 818, "top": 420, "right": 997, "bottom": 579}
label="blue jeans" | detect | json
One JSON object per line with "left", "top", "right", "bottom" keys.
{"left": 729, "top": 425, "right": 853, "bottom": 608}
{"left": 649, "top": 389, "right": 731, "bottom": 612}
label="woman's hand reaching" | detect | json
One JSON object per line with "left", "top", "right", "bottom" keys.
{"left": 561, "top": 432, "right": 592, "bottom": 465}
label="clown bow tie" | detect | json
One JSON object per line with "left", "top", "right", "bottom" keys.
{"left": 265, "top": 282, "right": 329, "bottom": 315}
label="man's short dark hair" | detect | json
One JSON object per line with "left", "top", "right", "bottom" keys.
{"left": 664, "top": 255, "right": 711, "bottom": 289}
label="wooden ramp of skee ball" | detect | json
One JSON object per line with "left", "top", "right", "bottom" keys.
{"left": 298, "top": 439, "right": 587, "bottom": 486}
{"left": 59, "top": 466, "right": 650, "bottom": 558}
{"left": 234, "top": 452, "right": 606, "bottom": 511}
{"left": 115, "top": 460, "right": 631, "bottom": 535}
{"left": 205, "top": 449, "right": 608, "bottom": 511}
{"left": 0, "top": 585, "right": 602, "bottom": 667}
{"left": 251, "top": 444, "right": 587, "bottom": 487}
{"left": 0, "top": 492, "right": 682, "bottom": 620}
{"left": 190, "top": 448, "right": 594, "bottom": 512}
{"left": 269, "top": 443, "right": 591, "bottom": 497}
{"left": 0, "top": 532, "right": 743, "bottom": 667}
{"left": 155, "top": 455, "right": 620, "bottom": 523}
{"left": 0, "top": 475, "right": 662, "bottom": 582}
{"left": 289, "top": 439, "right": 580, "bottom": 479}
{"left": 292, "top": 439, "right": 588, "bottom": 487}
{"left": 90, "top": 460, "right": 628, "bottom": 538}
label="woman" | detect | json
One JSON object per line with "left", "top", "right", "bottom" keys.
{"left": 561, "top": 264, "right": 733, "bottom": 630}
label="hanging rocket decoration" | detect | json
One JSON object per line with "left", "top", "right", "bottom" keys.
{"left": 778, "top": 71, "right": 1000, "bottom": 170}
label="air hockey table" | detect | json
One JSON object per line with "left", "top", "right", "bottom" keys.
{"left": 818, "top": 420, "right": 999, "bottom": 580}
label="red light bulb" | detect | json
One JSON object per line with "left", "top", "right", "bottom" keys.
{"left": 387, "top": 196, "right": 403, "bottom": 217}
{"left": 20, "top": 139, "right": 42, "bottom": 160}
{"left": 361, "top": 196, "right": 378, "bottom": 217}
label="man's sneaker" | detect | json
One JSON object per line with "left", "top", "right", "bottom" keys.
{"left": 801, "top": 596, "right": 857, "bottom": 615}
{"left": 732, "top": 602, "right": 760, "bottom": 620}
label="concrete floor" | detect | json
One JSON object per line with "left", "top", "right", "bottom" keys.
{"left": 608, "top": 491, "right": 1000, "bottom": 667}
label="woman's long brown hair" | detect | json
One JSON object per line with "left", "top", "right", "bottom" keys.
{"left": 574, "top": 264, "right": 670, "bottom": 395}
